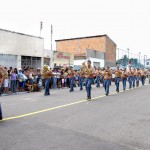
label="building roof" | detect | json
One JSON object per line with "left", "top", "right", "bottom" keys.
{"left": 0, "top": 28, "right": 43, "bottom": 39}
{"left": 55, "top": 34, "right": 107, "bottom": 42}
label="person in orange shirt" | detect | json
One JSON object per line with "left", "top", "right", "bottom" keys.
{"left": 79, "top": 69, "right": 84, "bottom": 90}
{"left": 122, "top": 68, "right": 128, "bottom": 91}
{"left": 0, "top": 65, "right": 6, "bottom": 120}
{"left": 140, "top": 69, "right": 146, "bottom": 85}
{"left": 103, "top": 66, "right": 112, "bottom": 96}
{"left": 0, "top": 65, "right": 6, "bottom": 96}
{"left": 114, "top": 66, "right": 122, "bottom": 92}
{"left": 68, "top": 67, "right": 75, "bottom": 92}
{"left": 84, "top": 60, "right": 94, "bottom": 100}
{"left": 128, "top": 68, "right": 134, "bottom": 89}
{"left": 95, "top": 67, "right": 102, "bottom": 88}
{"left": 135, "top": 68, "right": 141, "bottom": 87}
{"left": 42, "top": 65, "right": 53, "bottom": 96}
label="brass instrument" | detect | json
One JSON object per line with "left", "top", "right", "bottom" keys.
{"left": 81, "top": 62, "right": 92, "bottom": 74}
{"left": 42, "top": 65, "right": 51, "bottom": 79}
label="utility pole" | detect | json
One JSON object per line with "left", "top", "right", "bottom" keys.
{"left": 144, "top": 55, "right": 147, "bottom": 68}
{"left": 51, "top": 24, "right": 53, "bottom": 51}
{"left": 127, "top": 48, "right": 130, "bottom": 66}
{"left": 40, "top": 21, "right": 43, "bottom": 37}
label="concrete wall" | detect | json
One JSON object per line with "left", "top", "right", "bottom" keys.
{"left": 43, "top": 49, "right": 53, "bottom": 68}
{"left": 0, "top": 29, "right": 44, "bottom": 57}
{"left": 0, "top": 54, "right": 21, "bottom": 69}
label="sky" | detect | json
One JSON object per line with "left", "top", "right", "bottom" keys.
{"left": 0, "top": 0, "right": 150, "bottom": 60}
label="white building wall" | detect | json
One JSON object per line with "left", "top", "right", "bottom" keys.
{"left": 145, "top": 59, "right": 150, "bottom": 68}
{"left": 0, "top": 54, "right": 18, "bottom": 68}
{"left": 0, "top": 29, "right": 44, "bottom": 57}
{"left": 43, "top": 49, "right": 54, "bottom": 68}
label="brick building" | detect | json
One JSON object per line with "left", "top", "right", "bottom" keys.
{"left": 55, "top": 35, "right": 117, "bottom": 67}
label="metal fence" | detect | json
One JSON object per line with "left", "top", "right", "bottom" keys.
{"left": 21, "top": 56, "right": 41, "bottom": 69}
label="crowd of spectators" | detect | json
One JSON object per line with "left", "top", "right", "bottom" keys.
{"left": 0, "top": 66, "right": 86, "bottom": 96}
{"left": 1, "top": 65, "right": 150, "bottom": 96}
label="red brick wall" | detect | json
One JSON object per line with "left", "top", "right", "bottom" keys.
{"left": 105, "top": 36, "right": 116, "bottom": 66}
{"left": 56, "top": 36, "right": 106, "bottom": 55}
{"left": 56, "top": 35, "right": 116, "bottom": 66}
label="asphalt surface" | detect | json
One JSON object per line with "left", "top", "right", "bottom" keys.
{"left": 0, "top": 80, "right": 150, "bottom": 150}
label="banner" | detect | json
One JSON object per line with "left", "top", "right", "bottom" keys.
{"left": 53, "top": 51, "right": 74, "bottom": 67}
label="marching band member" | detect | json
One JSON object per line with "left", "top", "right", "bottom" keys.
{"left": 95, "top": 67, "right": 101, "bottom": 88}
{"left": 128, "top": 67, "right": 134, "bottom": 89}
{"left": 140, "top": 69, "right": 146, "bottom": 86}
{"left": 101, "top": 69, "right": 105, "bottom": 87}
{"left": 122, "top": 68, "right": 128, "bottom": 91}
{"left": 135, "top": 68, "right": 141, "bottom": 87}
{"left": 83, "top": 60, "right": 94, "bottom": 100}
{"left": 0, "top": 65, "right": 5, "bottom": 119}
{"left": 42, "top": 65, "right": 53, "bottom": 96}
{"left": 68, "top": 67, "right": 75, "bottom": 92}
{"left": 132, "top": 68, "right": 137, "bottom": 88}
{"left": 103, "top": 66, "right": 112, "bottom": 96}
{"left": 147, "top": 69, "right": 150, "bottom": 84}
{"left": 114, "top": 66, "right": 122, "bottom": 92}
{"left": 79, "top": 69, "right": 84, "bottom": 90}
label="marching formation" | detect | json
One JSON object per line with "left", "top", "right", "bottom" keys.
{"left": 41, "top": 60, "right": 150, "bottom": 100}
{"left": 0, "top": 63, "right": 150, "bottom": 100}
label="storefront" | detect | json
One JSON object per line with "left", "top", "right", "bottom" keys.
{"left": 53, "top": 51, "right": 74, "bottom": 68}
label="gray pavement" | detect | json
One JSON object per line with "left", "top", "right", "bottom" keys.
{"left": 0, "top": 80, "right": 150, "bottom": 150}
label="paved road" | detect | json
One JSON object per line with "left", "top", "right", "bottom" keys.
{"left": 0, "top": 81, "right": 150, "bottom": 150}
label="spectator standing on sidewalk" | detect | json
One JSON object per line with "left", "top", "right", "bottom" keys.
{"left": 18, "top": 68, "right": 24, "bottom": 92}
{"left": 3, "top": 67, "right": 9, "bottom": 94}
{"left": 0, "top": 65, "right": 6, "bottom": 96}
{"left": 10, "top": 69, "right": 17, "bottom": 94}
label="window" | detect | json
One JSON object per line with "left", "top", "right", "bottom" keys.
{"left": 147, "top": 62, "right": 149, "bottom": 65}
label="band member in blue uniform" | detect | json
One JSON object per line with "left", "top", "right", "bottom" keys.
{"left": 122, "top": 68, "right": 128, "bottom": 91}
{"left": 103, "top": 66, "right": 112, "bottom": 96}
{"left": 140, "top": 69, "right": 146, "bottom": 86}
{"left": 0, "top": 65, "right": 6, "bottom": 120}
{"left": 82, "top": 60, "right": 94, "bottom": 100}
{"left": 95, "top": 67, "right": 101, "bottom": 88}
{"left": 114, "top": 66, "right": 122, "bottom": 92}
{"left": 79, "top": 69, "right": 84, "bottom": 90}
{"left": 68, "top": 67, "right": 75, "bottom": 92}
{"left": 42, "top": 65, "right": 53, "bottom": 96}
{"left": 135, "top": 69, "right": 141, "bottom": 87}
{"left": 128, "top": 68, "right": 134, "bottom": 89}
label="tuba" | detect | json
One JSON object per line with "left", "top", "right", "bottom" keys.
{"left": 42, "top": 65, "right": 50, "bottom": 79}
{"left": 81, "top": 62, "right": 92, "bottom": 74}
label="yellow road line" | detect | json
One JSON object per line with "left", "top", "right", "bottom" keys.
{"left": 0, "top": 84, "right": 149, "bottom": 122}
{"left": 0, "top": 100, "right": 87, "bottom": 121}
